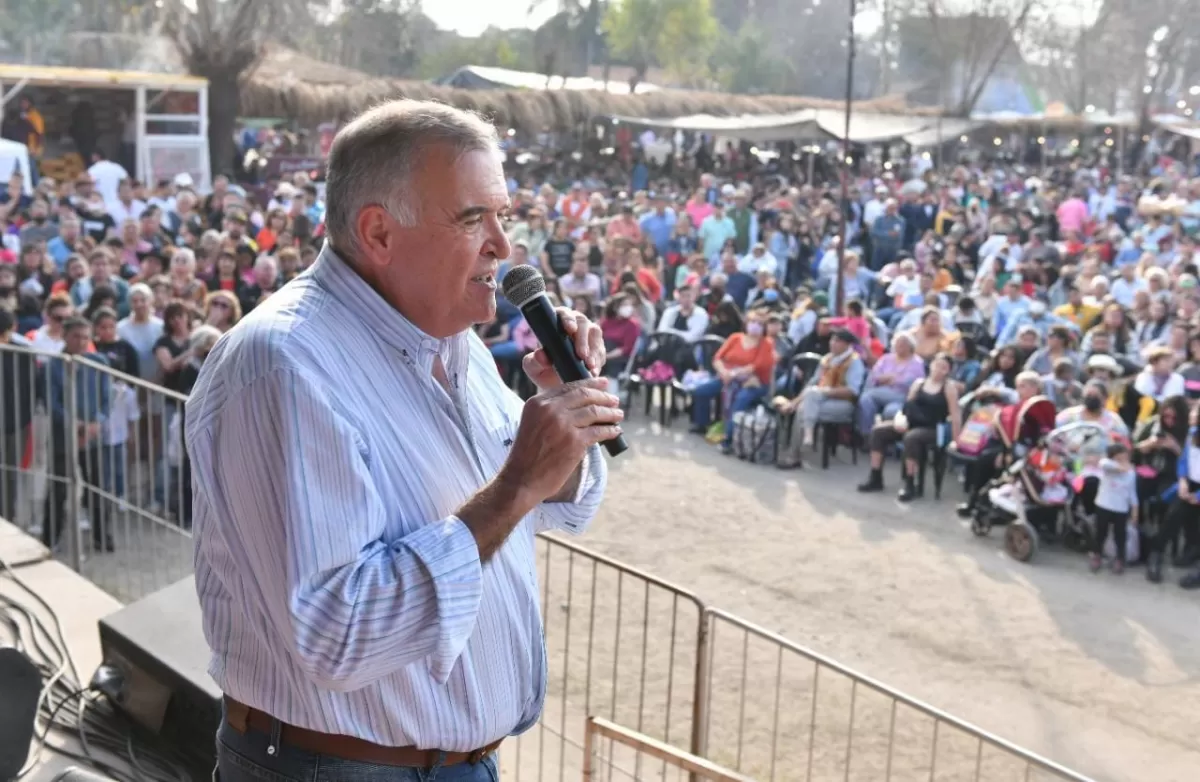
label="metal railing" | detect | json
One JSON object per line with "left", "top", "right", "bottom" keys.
{"left": 701, "top": 609, "right": 1092, "bottom": 782}
{"left": 583, "top": 716, "right": 752, "bottom": 782}
{"left": 0, "top": 342, "right": 1093, "bottom": 782}
{"left": 511, "top": 534, "right": 709, "bottom": 782}
{"left": 0, "top": 342, "right": 193, "bottom": 602}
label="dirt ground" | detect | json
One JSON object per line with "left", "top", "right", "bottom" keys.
{"left": 551, "top": 417, "right": 1200, "bottom": 782}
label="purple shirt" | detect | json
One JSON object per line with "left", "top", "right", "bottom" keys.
{"left": 870, "top": 353, "right": 926, "bottom": 393}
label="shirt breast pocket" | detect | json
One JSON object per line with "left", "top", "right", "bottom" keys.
{"left": 479, "top": 409, "right": 519, "bottom": 463}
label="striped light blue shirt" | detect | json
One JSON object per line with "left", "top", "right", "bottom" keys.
{"left": 186, "top": 244, "right": 606, "bottom": 750}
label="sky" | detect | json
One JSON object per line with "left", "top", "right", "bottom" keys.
{"left": 419, "top": 0, "right": 1095, "bottom": 41}
{"left": 422, "top": 0, "right": 558, "bottom": 38}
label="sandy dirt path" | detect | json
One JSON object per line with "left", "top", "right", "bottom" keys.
{"left": 569, "top": 420, "right": 1200, "bottom": 782}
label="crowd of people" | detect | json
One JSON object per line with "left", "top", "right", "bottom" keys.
{"left": 2, "top": 116, "right": 1200, "bottom": 592}
{"left": 482, "top": 144, "right": 1200, "bottom": 590}
{"left": 0, "top": 154, "right": 323, "bottom": 549}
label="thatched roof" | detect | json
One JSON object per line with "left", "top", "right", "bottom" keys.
{"left": 240, "top": 67, "right": 928, "bottom": 131}
{"left": 52, "top": 34, "right": 932, "bottom": 132}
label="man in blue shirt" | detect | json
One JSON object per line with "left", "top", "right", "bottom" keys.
{"left": 699, "top": 203, "right": 737, "bottom": 266}
{"left": 638, "top": 194, "right": 676, "bottom": 256}
{"left": 869, "top": 199, "right": 905, "bottom": 270}
{"left": 716, "top": 249, "right": 755, "bottom": 309}
{"left": 42, "top": 316, "right": 113, "bottom": 552}
{"left": 46, "top": 216, "right": 84, "bottom": 270}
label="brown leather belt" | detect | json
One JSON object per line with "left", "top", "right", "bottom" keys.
{"left": 224, "top": 696, "right": 502, "bottom": 768}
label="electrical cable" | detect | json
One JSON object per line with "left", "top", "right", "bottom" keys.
{"left": 0, "top": 553, "right": 191, "bottom": 782}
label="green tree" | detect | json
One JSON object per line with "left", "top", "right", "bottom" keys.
{"left": 603, "top": 0, "right": 718, "bottom": 90}
{"left": 711, "top": 22, "right": 795, "bottom": 94}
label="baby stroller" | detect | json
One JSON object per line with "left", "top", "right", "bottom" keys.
{"left": 947, "top": 395, "right": 1055, "bottom": 557}
{"left": 970, "top": 408, "right": 1107, "bottom": 562}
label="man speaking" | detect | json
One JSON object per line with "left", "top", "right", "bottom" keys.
{"left": 185, "top": 100, "right": 623, "bottom": 780}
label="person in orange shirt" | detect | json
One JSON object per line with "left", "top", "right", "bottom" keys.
{"left": 688, "top": 309, "right": 775, "bottom": 453}
{"left": 255, "top": 208, "right": 289, "bottom": 253}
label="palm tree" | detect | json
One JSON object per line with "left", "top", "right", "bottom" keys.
{"left": 162, "top": 0, "right": 310, "bottom": 176}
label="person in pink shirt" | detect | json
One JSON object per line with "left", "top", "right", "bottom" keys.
{"left": 685, "top": 187, "right": 714, "bottom": 228}
{"left": 606, "top": 204, "right": 643, "bottom": 243}
{"left": 1056, "top": 190, "right": 1090, "bottom": 236}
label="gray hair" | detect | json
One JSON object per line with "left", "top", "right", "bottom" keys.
{"left": 128, "top": 282, "right": 153, "bottom": 301}
{"left": 189, "top": 324, "right": 222, "bottom": 353}
{"left": 324, "top": 100, "right": 501, "bottom": 259}
{"left": 254, "top": 254, "right": 278, "bottom": 274}
{"left": 1015, "top": 371, "right": 1043, "bottom": 391}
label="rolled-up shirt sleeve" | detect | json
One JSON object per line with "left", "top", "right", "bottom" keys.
{"left": 203, "top": 366, "right": 483, "bottom": 691}
{"left": 536, "top": 444, "right": 607, "bottom": 534}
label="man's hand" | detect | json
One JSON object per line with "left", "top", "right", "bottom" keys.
{"left": 459, "top": 379, "right": 621, "bottom": 560}
{"left": 503, "top": 379, "right": 621, "bottom": 500}
{"left": 522, "top": 307, "right": 606, "bottom": 391}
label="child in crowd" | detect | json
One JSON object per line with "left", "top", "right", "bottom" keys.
{"left": 1090, "top": 442, "right": 1138, "bottom": 574}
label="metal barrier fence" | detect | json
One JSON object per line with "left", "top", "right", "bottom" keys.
{"left": 701, "top": 609, "right": 1092, "bottom": 782}
{"left": 511, "top": 534, "right": 708, "bottom": 782}
{"left": 0, "top": 341, "right": 1092, "bottom": 782}
{"left": 0, "top": 342, "right": 194, "bottom": 603}
{"left": 583, "top": 716, "right": 752, "bottom": 782}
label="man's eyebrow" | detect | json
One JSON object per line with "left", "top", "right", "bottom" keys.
{"left": 455, "top": 203, "right": 511, "bottom": 221}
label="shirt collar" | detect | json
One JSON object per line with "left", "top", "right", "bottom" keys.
{"left": 309, "top": 243, "right": 469, "bottom": 376}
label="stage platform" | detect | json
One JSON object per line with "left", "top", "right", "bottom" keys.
{"left": 0, "top": 517, "right": 125, "bottom": 781}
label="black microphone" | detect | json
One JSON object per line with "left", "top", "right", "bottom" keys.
{"left": 501, "top": 265, "right": 628, "bottom": 457}
{"left": 0, "top": 647, "right": 42, "bottom": 781}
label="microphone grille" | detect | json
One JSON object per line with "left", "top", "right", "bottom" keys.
{"left": 501, "top": 264, "right": 545, "bottom": 308}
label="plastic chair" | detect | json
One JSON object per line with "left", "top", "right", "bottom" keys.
{"left": 628, "top": 331, "right": 691, "bottom": 426}
{"left": 818, "top": 372, "right": 867, "bottom": 469}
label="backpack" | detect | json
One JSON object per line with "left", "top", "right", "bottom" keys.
{"left": 732, "top": 407, "right": 777, "bottom": 464}
{"left": 955, "top": 404, "right": 999, "bottom": 457}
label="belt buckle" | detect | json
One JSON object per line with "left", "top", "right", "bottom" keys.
{"left": 467, "top": 747, "right": 490, "bottom": 765}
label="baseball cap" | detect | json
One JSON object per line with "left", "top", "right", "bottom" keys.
{"left": 721, "top": 184, "right": 736, "bottom": 197}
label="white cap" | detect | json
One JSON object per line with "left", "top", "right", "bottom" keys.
{"left": 173, "top": 172, "right": 194, "bottom": 188}
{"left": 720, "top": 183, "right": 736, "bottom": 197}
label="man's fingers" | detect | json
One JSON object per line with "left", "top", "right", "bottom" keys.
{"left": 541, "top": 377, "right": 611, "bottom": 399}
{"left": 582, "top": 424, "right": 624, "bottom": 445}
{"left": 585, "top": 324, "right": 605, "bottom": 373}
{"left": 571, "top": 404, "right": 625, "bottom": 427}
{"left": 557, "top": 384, "right": 621, "bottom": 410}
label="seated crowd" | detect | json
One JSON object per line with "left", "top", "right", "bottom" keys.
{"left": 479, "top": 169, "right": 1200, "bottom": 592}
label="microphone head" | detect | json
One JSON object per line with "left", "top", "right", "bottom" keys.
{"left": 501, "top": 264, "right": 546, "bottom": 308}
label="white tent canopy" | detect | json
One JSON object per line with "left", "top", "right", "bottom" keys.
{"left": 0, "top": 139, "right": 33, "bottom": 194}
{"left": 903, "top": 118, "right": 984, "bottom": 147}
{"left": 612, "top": 109, "right": 951, "bottom": 145}
{"left": 610, "top": 110, "right": 824, "bottom": 143}
{"left": 440, "top": 65, "right": 660, "bottom": 94}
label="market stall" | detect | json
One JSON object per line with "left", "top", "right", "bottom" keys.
{"left": 0, "top": 64, "right": 211, "bottom": 190}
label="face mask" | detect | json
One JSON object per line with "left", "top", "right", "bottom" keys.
{"left": 746, "top": 322, "right": 764, "bottom": 337}
{"left": 1084, "top": 395, "right": 1103, "bottom": 412}
{"left": 617, "top": 305, "right": 634, "bottom": 319}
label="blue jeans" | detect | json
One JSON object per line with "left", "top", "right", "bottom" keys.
{"left": 101, "top": 443, "right": 126, "bottom": 499}
{"left": 690, "top": 379, "right": 765, "bottom": 443}
{"left": 215, "top": 711, "right": 502, "bottom": 782}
